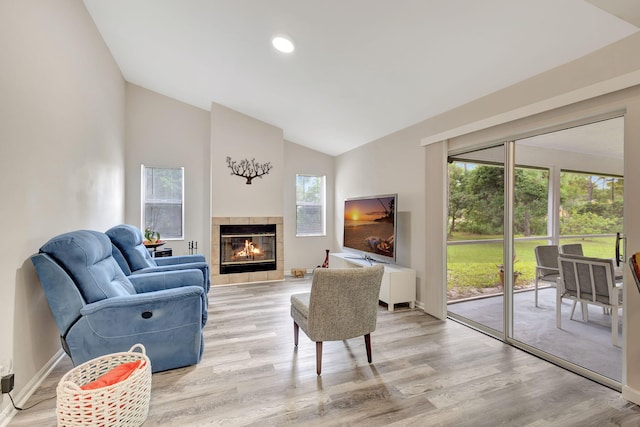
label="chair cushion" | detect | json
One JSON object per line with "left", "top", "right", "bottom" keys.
{"left": 39, "top": 230, "right": 136, "bottom": 303}
{"left": 290, "top": 293, "right": 310, "bottom": 319}
{"left": 540, "top": 273, "right": 559, "bottom": 281}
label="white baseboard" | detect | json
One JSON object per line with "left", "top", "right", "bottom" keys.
{"left": 0, "top": 349, "right": 65, "bottom": 427}
{"left": 622, "top": 384, "right": 640, "bottom": 405}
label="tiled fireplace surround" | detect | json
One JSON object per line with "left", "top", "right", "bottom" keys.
{"left": 211, "top": 216, "right": 284, "bottom": 285}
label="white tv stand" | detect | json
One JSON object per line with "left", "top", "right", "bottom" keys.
{"left": 329, "top": 252, "right": 416, "bottom": 312}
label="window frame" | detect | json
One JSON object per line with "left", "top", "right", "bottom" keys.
{"left": 141, "top": 165, "right": 185, "bottom": 240}
{"left": 295, "top": 174, "right": 326, "bottom": 237}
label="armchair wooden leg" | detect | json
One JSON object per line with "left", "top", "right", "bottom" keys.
{"left": 316, "top": 342, "right": 323, "bottom": 375}
{"left": 293, "top": 321, "right": 299, "bottom": 347}
{"left": 364, "top": 334, "right": 372, "bottom": 363}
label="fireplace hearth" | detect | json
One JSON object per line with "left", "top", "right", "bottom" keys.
{"left": 220, "top": 224, "right": 276, "bottom": 274}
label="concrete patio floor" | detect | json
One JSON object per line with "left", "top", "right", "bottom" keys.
{"left": 447, "top": 286, "right": 622, "bottom": 382}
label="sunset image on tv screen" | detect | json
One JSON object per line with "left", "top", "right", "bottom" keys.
{"left": 344, "top": 196, "right": 395, "bottom": 257}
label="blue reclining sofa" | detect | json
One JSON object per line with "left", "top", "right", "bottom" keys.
{"left": 32, "top": 230, "right": 208, "bottom": 372}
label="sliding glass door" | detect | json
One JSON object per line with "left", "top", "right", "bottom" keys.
{"left": 447, "top": 117, "right": 624, "bottom": 389}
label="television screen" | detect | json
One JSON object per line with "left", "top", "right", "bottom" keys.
{"left": 343, "top": 194, "right": 397, "bottom": 262}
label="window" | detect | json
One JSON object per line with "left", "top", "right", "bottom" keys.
{"left": 296, "top": 174, "right": 325, "bottom": 236}
{"left": 141, "top": 165, "right": 184, "bottom": 239}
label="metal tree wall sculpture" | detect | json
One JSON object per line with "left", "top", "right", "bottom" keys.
{"left": 226, "top": 156, "right": 273, "bottom": 184}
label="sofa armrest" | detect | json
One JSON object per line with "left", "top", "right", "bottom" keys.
{"left": 128, "top": 269, "right": 204, "bottom": 293}
{"left": 132, "top": 261, "right": 210, "bottom": 291}
{"left": 81, "top": 286, "right": 206, "bottom": 327}
{"left": 155, "top": 255, "right": 206, "bottom": 265}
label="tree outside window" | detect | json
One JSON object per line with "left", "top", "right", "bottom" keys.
{"left": 448, "top": 162, "right": 549, "bottom": 238}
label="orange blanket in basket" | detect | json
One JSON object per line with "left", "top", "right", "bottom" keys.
{"left": 80, "top": 360, "right": 145, "bottom": 390}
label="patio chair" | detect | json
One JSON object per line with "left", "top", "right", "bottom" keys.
{"left": 560, "top": 243, "right": 583, "bottom": 256}
{"left": 561, "top": 243, "right": 623, "bottom": 282}
{"left": 534, "top": 245, "right": 560, "bottom": 307}
{"left": 556, "top": 254, "right": 622, "bottom": 346}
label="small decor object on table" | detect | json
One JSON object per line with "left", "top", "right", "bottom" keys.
{"left": 143, "top": 228, "right": 165, "bottom": 256}
{"left": 319, "top": 249, "right": 330, "bottom": 268}
{"left": 143, "top": 227, "right": 160, "bottom": 244}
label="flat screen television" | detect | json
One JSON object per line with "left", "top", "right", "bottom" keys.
{"left": 343, "top": 194, "right": 397, "bottom": 263}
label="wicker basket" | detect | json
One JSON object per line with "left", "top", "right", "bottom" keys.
{"left": 56, "top": 344, "right": 152, "bottom": 427}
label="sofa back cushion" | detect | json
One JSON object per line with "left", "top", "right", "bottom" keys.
{"left": 39, "top": 230, "right": 136, "bottom": 303}
{"left": 106, "top": 224, "right": 158, "bottom": 271}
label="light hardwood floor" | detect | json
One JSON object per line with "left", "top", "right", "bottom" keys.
{"left": 8, "top": 277, "right": 640, "bottom": 426}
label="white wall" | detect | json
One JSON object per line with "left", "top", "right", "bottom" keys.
{"left": 623, "top": 96, "right": 640, "bottom": 402}
{"left": 210, "top": 103, "right": 284, "bottom": 217}
{"left": 283, "top": 141, "right": 335, "bottom": 273}
{"left": 0, "top": 0, "right": 125, "bottom": 412}
{"left": 125, "top": 84, "right": 211, "bottom": 259}
{"left": 210, "top": 103, "right": 337, "bottom": 274}
{"left": 335, "top": 132, "right": 426, "bottom": 305}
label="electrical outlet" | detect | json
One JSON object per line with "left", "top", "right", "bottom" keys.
{"left": 1, "top": 374, "right": 14, "bottom": 394}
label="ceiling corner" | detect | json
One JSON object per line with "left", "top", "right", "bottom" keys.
{"left": 585, "top": 0, "right": 640, "bottom": 28}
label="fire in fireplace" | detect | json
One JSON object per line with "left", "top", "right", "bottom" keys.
{"left": 220, "top": 224, "right": 276, "bottom": 274}
{"left": 234, "top": 239, "right": 263, "bottom": 260}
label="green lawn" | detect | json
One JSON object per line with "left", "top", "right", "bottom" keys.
{"left": 446, "top": 235, "right": 617, "bottom": 294}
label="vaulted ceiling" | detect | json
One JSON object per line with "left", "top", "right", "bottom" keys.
{"left": 83, "top": 0, "right": 639, "bottom": 156}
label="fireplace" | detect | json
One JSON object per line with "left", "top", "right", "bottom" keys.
{"left": 212, "top": 216, "right": 283, "bottom": 285}
{"left": 220, "top": 224, "right": 276, "bottom": 274}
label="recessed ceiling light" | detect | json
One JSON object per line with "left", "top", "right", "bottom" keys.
{"left": 272, "top": 35, "right": 295, "bottom": 54}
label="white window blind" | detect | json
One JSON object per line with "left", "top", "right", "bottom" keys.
{"left": 296, "top": 174, "right": 326, "bottom": 236}
{"left": 141, "top": 165, "right": 184, "bottom": 239}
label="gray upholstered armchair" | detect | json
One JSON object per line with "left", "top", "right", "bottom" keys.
{"left": 290, "top": 265, "right": 384, "bottom": 375}
{"left": 106, "top": 224, "right": 210, "bottom": 292}
{"left": 32, "top": 230, "right": 207, "bottom": 372}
